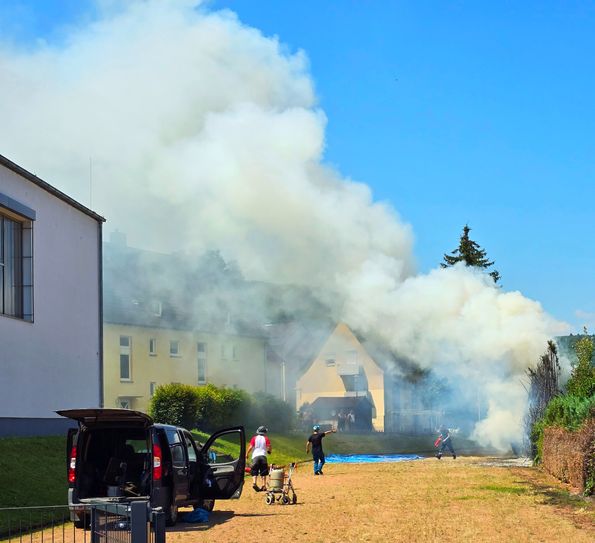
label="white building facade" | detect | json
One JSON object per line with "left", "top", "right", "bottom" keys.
{"left": 0, "top": 154, "right": 104, "bottom": 436}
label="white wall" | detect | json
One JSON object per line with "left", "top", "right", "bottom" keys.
{"left": 0, "top": 164, "right": 102, "bottom": 418}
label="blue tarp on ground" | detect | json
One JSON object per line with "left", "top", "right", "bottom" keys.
{"left": 181, "top": 508, "right": 209, "bottom": 523}
{"left": 325, "top": 454, "right": 423, "bottom": 464}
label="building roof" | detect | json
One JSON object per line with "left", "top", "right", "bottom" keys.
{"left": 103, "top": 240, "right": 266, "bottom": 337}
{"left": 0, "top": 153, "right": 105, "bottom": 223}
{"left": 265, "top": 320, "right": 334, "bottom": 372}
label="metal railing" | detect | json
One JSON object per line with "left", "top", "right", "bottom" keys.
{"left": 0, "top": 501, "right": 165, "bottom": 543}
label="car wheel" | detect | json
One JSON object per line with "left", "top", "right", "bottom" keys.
{"left": 165, "top": 499, "right": 178, "bottom": 527}
{"left": 198, "top": 499, "right": 215, "bottom": 512}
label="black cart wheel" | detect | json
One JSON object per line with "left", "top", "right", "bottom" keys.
{"left": 282, "top": 495, "right": 290, "bottom": 505}
{"left": 265, "top": 493, "right": 274, "bottom": 505}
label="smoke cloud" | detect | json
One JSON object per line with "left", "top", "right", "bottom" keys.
{"left": 0, "top": 0, "right": 568, "bottom": 450}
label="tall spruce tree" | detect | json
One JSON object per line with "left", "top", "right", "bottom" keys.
{"left": 441, "top": 225, "right": 501, "bottom": 283}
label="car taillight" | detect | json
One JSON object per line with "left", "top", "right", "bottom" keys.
{"left": 68, "top": 446, "right": 77, "bottom": 484}
{"left": 153, "top": 444, "right": 162, "bottom": 481}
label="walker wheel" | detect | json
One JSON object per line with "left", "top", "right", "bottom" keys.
{"left": 282, "top": 495, "right": 290, "bottom": 505}
{"left": 292, "top": 493, "right": 297, "bottom": 504}
{"left": 265, "top": 494, "right": 274, "bottom": 505}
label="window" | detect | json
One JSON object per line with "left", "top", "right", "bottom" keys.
{"left": 346, "top": 350, "right": 358, "bottom": 365}
{"left": 149, "top": 300, "right": 162, "bottom": 317}
{"left": 0, "top": 208, "right": 33, "bottom": 321}
{"left": 118, "top": 398, "right": 131, "bottom": 409}
{"left": 232, "top": 345, "right": 238, "bottom": 360}
{"left": 197, "top": 342, "right": 207, "bottom": 384}
{"left": 220, "top": 344, "right": 226, "bottom": 360}
{"left": 170, "top": 340, "right": 180, "bottom": 357}
{"left": 120, "top": 335, "right": 131, "bottom": 380}
{"left": 198, "top": 358, "right": 207, "bottom": 384}
{"left": 149, "top": 338, "right": 156, "bottom": 356}
{"left": 325, "top": 353, "right": 336, "bottom": 367}
{"left": 150, "top": 382, "right": 157, "bottom": 397}
{"left": 183, "top": 432, "right": 197, "bottom": 462}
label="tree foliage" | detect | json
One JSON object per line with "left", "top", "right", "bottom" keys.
{"left": 566, "top": 328, "right": 595, "bottom": 399}
{"left": 526, "top": 341, "right": 561, "bottom": 457}
{"left": 148, "top": 383, "right": 295, "bottom": 433}
{"left": 149, "top": 383, "right": 200, "bottom": 429}
{"left": 441, "top": 225, "right": 500, "bottom": 283}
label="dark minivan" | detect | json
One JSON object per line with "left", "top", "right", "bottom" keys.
{"left": 57, "top": 408, "right": 245, "bottom": 526}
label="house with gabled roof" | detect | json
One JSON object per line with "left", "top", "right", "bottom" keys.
{"left": 296, "top": 322, "right": 386, "bottom": 431}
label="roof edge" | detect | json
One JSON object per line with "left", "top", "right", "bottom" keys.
{"left": 0, "top": 153, "right": 105, "bottom": 223}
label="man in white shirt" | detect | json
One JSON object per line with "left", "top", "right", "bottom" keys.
{"left": 246, "top": 425, "right": 272, "bottom": 491}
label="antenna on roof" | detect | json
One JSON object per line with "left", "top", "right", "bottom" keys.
{"left": 89, "top": 156, "right": 93, "bottom": 208}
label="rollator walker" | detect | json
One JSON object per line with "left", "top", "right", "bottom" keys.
{"left": 265, "top": 463, "right": 298, "bottom": 505}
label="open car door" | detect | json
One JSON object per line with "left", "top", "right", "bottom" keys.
{"left": 199, "top": 426, "right": 245, "bottom": 500}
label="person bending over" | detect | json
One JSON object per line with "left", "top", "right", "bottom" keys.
{"left": 246, "top": 426, "right": 272, "bottom": 491}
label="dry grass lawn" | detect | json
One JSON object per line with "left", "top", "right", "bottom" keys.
{"left": 169, "top": 457, "right": 594, "bottom": 543}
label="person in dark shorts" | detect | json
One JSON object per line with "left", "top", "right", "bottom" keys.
{"left": 246, "top": 426, "right": 272, "bottom": 491}
{"left": 436, "top": 425, "right": 456, "bottom": 459}
{"left": 306, "top": 425, "right": 336, "bottom": 475}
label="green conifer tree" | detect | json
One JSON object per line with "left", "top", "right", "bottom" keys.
{"left": 441, "top": 225, "right": 501, "bottom": 283}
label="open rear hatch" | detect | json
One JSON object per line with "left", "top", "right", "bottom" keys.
{"left": 57, "top": 409, "right": 153, "bottom": 501}
{"left": 56, "top": 408, "right": 153, "bottom": 429}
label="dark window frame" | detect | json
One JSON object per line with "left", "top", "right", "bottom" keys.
{"left": 0, "top": 205, "right": 34, "bottom": 322}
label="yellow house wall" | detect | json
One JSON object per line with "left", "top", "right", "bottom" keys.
{"left": 104, "top": 324, "right": 268, "bottom": 413}
{"left": 296, "top": 323, "right": 385, "bottom": 431}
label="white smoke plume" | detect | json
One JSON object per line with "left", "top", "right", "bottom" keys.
{"left": 0, "top": 0, "right": 568, "bottom": 450}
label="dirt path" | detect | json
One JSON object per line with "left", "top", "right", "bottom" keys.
{"left": 168, "top": 457, "right": 594, "bottom": 543}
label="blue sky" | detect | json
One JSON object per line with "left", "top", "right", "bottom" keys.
{"left": 2, "top": 1, "right": 594, "bottom": 330}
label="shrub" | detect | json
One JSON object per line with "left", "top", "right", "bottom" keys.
{"left": 149, "top": 383, "right": 200, "bottom": 429}
{"left": 244, "top": 393, "right": 295, "bottom": 433}
{"left": 148, "top": 383, "right": 296, "bottom": 434}
{"left": 531, "top": 394, "right": 595, "bottom": 464}
{"left": 195, "top": 385, "right": 250, "bottom": 432}
{"left": 566, "top": 332, "right": 595, "bottom": 399}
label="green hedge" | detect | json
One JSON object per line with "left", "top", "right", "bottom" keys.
{"left": 531, "top": 394, "right": 595, "bottom": 464}
{"left": 149, "top": 383, "right": 295, "bottom": 433}
{"left": 149, "top": 383, "right": 200, "bottom": 430}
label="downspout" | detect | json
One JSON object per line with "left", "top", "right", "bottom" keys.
{"left": 98, "top": 220, "right": 104, "bottom": 408}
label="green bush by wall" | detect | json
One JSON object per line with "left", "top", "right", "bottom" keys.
{"left": 149, "top": 383, "right": 295, "bottom": 432}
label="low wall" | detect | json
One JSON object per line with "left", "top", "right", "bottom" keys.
{"left": 542, "top": 418, "right": 595, "bottom": 494}
{"left": 0, "top": 417, "right": 75, "bottom": 437}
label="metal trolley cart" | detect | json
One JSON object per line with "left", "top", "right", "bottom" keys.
{"left": 265, "top": 463, "right": 298, "bottom": 505}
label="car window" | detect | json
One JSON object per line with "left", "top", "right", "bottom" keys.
{"left": 183, "top": 433, "right": 197, "bottom": 462}
{"left": 170, "top": 443, "right": 185, "bottom": 466}
{"left": 125, "top": 439, "right": 149, "bottom": 453}
{"left": 203, "top": 433, "right": 241, "bottom": 465}
{"left": 165, "top": 429, "right": 182, "bottom": 445}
